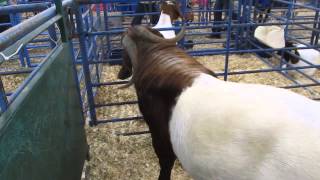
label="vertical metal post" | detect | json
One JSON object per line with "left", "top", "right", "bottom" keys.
{"left": 224, "top": 0, "right": 233, "bottom": 81}
{"left": 23, "top": 47, "right": 32, "bottom": 67}
{"left": 0, "top": 77, "right": 8, "bottom": 113}
{"left": 179, "top": 0, "right": 186, "bottom": 47}
{"left": 54, "top": 0, "right": 68, "bottom": 42}
{"left": 74, "top": 2, "right": 97, "bottom": 126}
{"left": 10, "top": 12, "right": 27, "bottom": 67}
{"left": 96, "top": 2, "right": 102, "bottom": 28}
{"left": 89, "top": 5, "right": 94, "bottom": 31}
{"left": 103, "top": 3, "right": 111, "bottom": 55}
{"left": 310, "top": 1, "right": 319, "bottom": 45}
{"left": 234, "top": 0, "right": 243, "bottom": 49}
{"left": 43, "top": 3, "right": 58, "bottom": 49}
{"left": 48, "top": 25, "right": 58, "bottom": 48}
{"left": 84, "top": 7, "right": 90, "bottom": 32}
{"left": 16, "top": 13, "right": 31, "bottom": 67}
{"left": 88, "top": 5, "right": 100, "bottom": 84}
{"left": 69, "top": 38, "right": 85, "bottom": 117}
{"left": 240, "top": 0, "right": 246, "bottom": 49}
{"left": 245, "top": 0, "right": 253, "bottom": 48}
{"left": 208, "top": 0, "right": 212, "bottom": 22}
{"left": 279, "top": 0, "right": 295, "bottom": 68}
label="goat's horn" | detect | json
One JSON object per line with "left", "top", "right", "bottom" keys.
{"left": 121, "top": 35, "right": 138, "bottom": 70}
{"left": 136, "top": 24, "right": 186, "bottom": 43}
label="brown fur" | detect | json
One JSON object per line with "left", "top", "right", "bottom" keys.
{"left": 118, "top": 26, "right": 215, "bottom": 180}
{"left": 161, "top": 1, "right": 181, "bottom": 21}
{"left": 160, "top": 1, "right": 194, "bottom": 22}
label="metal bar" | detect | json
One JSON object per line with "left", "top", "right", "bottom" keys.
{"left": 0, "top": 15, "right": 62, "bottom": 63}
{"left": 97, "top": 116, "right": 144, "bottom": 124}
{"left": 0, "top": 0, "right": 72, "bottom": 51}
{"left": 0, "top": 3, "right": 51, "bottom": 15}
{"left": 281, "top": 83, "right": 320, "bottom": 89}
{"left": 7, "top": 45, "right": 61, "bottom": 104}
{"left": 0, "top": 69, "right": 34, "bottom": 76}
{"left": 54, "top": 0, "right": 69, "bottom": 42}
{"left": 92, "top": 80, "right": 129, "bottom": 87}
{"left": 95, "top": 101, "right": 138, "bottom": 108}
{"left": 0, "top": 77, "right": 8, "bottom": 113}
{"left": 74, "top": 2, "right": 98, "bottom": 126}
{"left": 117, "top": 131, "right": 150, "bottom": 136}
{"left": 311, "top": 1, "right": 320, "bottom": 45}
{"left": 223, "top": 0, "right": 233, "bottom": 81}
{"left": 274, "top": 0, "right": 320, "bottom": 11}
{"left": 68, "top": 40, "right": 86, "bottom": 121}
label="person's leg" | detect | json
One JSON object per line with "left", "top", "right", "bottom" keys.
{"left": 131, "top": 3, "right": 146, "bottom": 26}
{"left": 209, "top": 0, "right": 227, "bottom": 38}
{"left": 213, "top": 0, "right": 224, "bottom": 23}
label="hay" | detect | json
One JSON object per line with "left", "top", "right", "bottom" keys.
{"left": 84, "top": 52, "right": 320, "bottom": 180}
{"left": 0, "top": 60, "right": 29, "bottom": 93}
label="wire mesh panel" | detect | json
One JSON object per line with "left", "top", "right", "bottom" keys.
{"left": 0, "top": 43, "right": 87, "bottom": 180}
{"left": 0, "top": 1, "right": 89, "bottom": 179}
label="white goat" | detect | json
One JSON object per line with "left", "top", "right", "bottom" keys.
{"left": 282, "top": 43, "right": 320, "bottom": 76}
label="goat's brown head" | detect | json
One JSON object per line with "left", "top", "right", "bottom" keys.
{"left": 161, "top": 0, "right": 194, "bottom": 22}
{"left": 117, "top": 24, "right": 186, "bottom": 83}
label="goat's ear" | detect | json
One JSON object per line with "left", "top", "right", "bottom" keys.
{"left": 290, "top": 49, "right": 300, "bottom": 64}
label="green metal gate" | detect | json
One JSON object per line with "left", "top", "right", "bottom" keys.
{"left": 0, "top": 43, "right": 88, "bottom": 180}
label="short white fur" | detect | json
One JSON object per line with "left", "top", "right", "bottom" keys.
{"left": 169, "top": 73, "right": 320, "bottom": 180}
{"left": 283, "top": 43, "right": 320, "bottom": 76}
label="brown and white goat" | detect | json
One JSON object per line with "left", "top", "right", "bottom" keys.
{"left": 153, "top": 0, "right": 182, "bottom": 39}
{"left": 151, "top": 0, "right": 194, "bottom": 49}
{"left": 153, "top": 0, "right": 193, "bottom": 39}
{"left": 118, "top": 25, "right": 320, "bottom": 180}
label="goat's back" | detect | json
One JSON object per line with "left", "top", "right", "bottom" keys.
{"left": 169, "top": 73, "right": 320, "bottom": 180}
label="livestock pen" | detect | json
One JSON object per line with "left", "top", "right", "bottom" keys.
{"left": 0, "top": 0, "right": 319, "bottom": 179}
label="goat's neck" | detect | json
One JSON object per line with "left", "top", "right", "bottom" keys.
{"left": 153, "top": 12, "right": 173, "bottom": 28}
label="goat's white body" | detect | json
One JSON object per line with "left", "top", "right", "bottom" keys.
{"left": 152, "top": 12, "right": 176, "bottom": 39}
{"left": 169, "top": 73, "right": 320, "bottom": 180}
{"left": 284, "top": 44, "right": 320, "bottom": 76}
